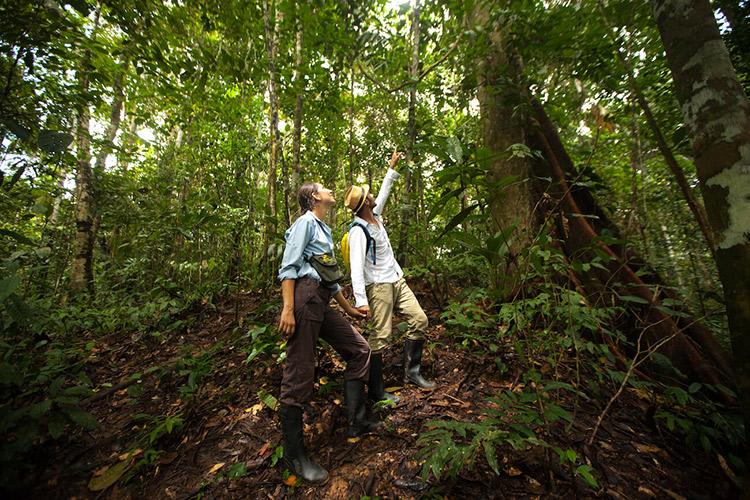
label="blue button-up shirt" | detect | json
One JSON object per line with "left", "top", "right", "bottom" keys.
{"left": 278, "top": 211, "right": 342, "bottom": 294}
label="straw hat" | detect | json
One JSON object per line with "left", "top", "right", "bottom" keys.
{"left": 344, "top": 185, "right": 370, "bottom": 213}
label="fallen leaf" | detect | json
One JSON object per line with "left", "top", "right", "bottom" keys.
{"left": 88, "top": 460, "right": 131, "bottom": 491}
{"left": 384, "top": 386, "right": 402, "bottom": 393}
{"left": 634, "top": 443, "right": 662, "bottom": 454}
{"left": 506, "top": 466, "right": 523, "bottom": 477}
{"left": 347, "top": 437, "right": 360, "bottom": 444}
{"left": 92, "top": 465, "right": 110, "bottom": 478}
{"left": 718, "top": 453, "right": 741, "bottom": 488}
{"left": 638, "top": 486, "right": 656, "bottom": 497}
{"left": 284, "top": 474, "right": 298, "bottom": 486}
{"left": 118, "top": 448, "right": 142, "bottom": 461}
{"left": 158, "top": 452, "right": 178, "bottom": 465}
{"left": 245, "top": 403, "right": 264, "bottom": 414}
{"left": 208, "top": 462, "right": 225, "bottom": 474}
{"left": 659, "top": 487, "right": 686, "bottom": 500}
{"left": 257, "top": 442, "right": 270, "bottom": 457}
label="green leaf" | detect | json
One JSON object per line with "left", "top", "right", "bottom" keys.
{"left": 435, "top": 203, "right": 479, "bottom": 241}
{"left": 0, "top": 228, "right": 36, "bottom": 246}
{"left": 1, "top": 118, "right": 31, "bottom": 141}
{"left": 482, "top": 440, "right": 500, "bottom": 475}
{"left": 227, "top": 462, "right": 247, "bottom": 478}
{"left": 48, "top": 412, "right": 66, "bottom": 439}
{"left": 0, "top": 274, "right": 20, "bottom": 302}
{"left": 38, "top": 130, "right": 73, "bottom": 153}
{"left": 88, "top": 460, "right": 131, "bottom": 491}
{"left": 64, "top": 407, "right": 99, "bottom": 429}
{"left": 575, "top": 464, "right": 598, "bottom": 488}
{"left": 446, "top": 136, "right": 463, "bottom": 163}
{"left": 257, "top": 389, "right": 278, "bottom": 411}
{"left": 619, "top": 295, "right": 649, "bottom": 304}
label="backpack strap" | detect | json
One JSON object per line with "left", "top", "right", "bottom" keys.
{"left": 348, "top": 222, "right": 377, "bottom": 265}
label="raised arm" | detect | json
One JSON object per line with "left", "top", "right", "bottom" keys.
{"left": 373, "top": 150, "right": 404, "bottom": 217}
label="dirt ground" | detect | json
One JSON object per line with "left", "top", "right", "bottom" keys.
{"left": 22, "top": 287, "right": 740, "bottom": 499}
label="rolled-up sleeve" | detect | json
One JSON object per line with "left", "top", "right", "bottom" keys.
{"left": 373, "top": 168, "right": 401, "bottom": 217}
{"left": 278, "top": 219, "right": 312, "bottom": 281}
{"left": 348, "top": 227, "right": 368, "bottom": 307}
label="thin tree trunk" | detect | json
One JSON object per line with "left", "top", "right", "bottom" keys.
{"left": 397, "top": 0, "right": 421, "bottom": 265}
{"left": 262, "top": 0, "right": 280, "bottom": 283}
{"left": 292, "top": 13, "right": 304, "bottom": 192}
{"left": 348, "top": 54, "right": 355, "bottom": 185}
{"left": 91, "top": 52, "right": 129, "bottom": 257}
{"left": 651, "top": 0, "right": 750, "bottom": 487}
{"left": 94, "top": 54, "right": 129, "bottom": 172}
{"left": 597, "top": 5, "right": 717, "bottom": 253}
{"left": 262, "top": 0, "right": 280, "bottom": 229}
{"left": 70, "top": 8, "right": 101, "bottom": 295}
{"left": 615, "top": 48, "right": 717, "bottom": 254}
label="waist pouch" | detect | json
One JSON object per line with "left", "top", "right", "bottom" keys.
{"left": 308, "top": 253, "right": 343, "bottom": 286}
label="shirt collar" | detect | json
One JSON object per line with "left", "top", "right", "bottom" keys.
{"left": 353, "top": 215, "right": 378, "bottom": 227}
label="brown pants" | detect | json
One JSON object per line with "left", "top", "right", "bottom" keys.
{"left": 280, "top": 278, "right": 371, "bottom": 408}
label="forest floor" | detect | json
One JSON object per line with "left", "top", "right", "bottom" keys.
{"left": 24, "top": 282, "right": 739, "bottom": 499}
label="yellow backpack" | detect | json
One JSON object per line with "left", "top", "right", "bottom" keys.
{"left": 341, "top": 222, "right": 376, "bottom": 271}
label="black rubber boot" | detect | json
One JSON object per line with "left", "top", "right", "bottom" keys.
{"left": 368, "top": 353, "right": 399, "bottom": 404}
{"left": 403, "top": 339, "right": 436, "bottom": 389}
{"left": 344, "top": 380, "right": 384, "bottom": 438}
{"left": 279, "top": 405, "right": 329, "bottom": 484}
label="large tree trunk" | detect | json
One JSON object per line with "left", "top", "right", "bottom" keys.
{"left": 651, "top": 0, "right": 750, "bottom": 487}
{"left": 396, "top": 0, "right": 421, "bottom": 265}
{"left": 475, "top": 5, "right": 536, "bottom": 291}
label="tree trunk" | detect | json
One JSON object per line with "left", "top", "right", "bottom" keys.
{"left": 70, "top": 9, "right": 101, "bottom": 295}
{"left": 613, "top": 47, "right": 717, "bottom": 254}
{"left": 262, "top": 0, "right": 280, "bottom": 231}
{"left": 348, "top": 53, "right": 355, "bottom": 186}
{"left": 94, "top": 54, "right": 128, "bottom": 173}
{"left": 292, "top": 12, "right": 303, "bottom": 192}
{"left": 396, "top": 0, "right": 421, "bottom": 265}
{"left": 651, "top": 0, "right": 750, "bottom": 487}
{"left": 261, "top": 0, "right": 281, "bottom": 283}
{"left": 474, "top": 4, "right": 536, "bottom": 290}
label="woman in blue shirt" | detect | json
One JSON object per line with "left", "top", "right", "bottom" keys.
{"left": 277, "top": 182, "right": 381, "bottom": 484}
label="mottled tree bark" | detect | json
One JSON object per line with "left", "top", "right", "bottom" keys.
{"left": 70, "top": 9, "right": 101, "bottom": 295}
{"left": 651, "top": 0, "right": 750, "bottom": 487}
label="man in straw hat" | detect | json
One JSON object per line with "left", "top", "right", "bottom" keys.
{"left": 343, "top": 150, "right": 436, "bottom": 404}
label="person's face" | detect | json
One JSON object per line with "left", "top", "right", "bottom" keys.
{"left": 313, "top": 185, "right": 335, "bottom": 206}
{"left": 364, "top": 193, "right": 376, "bottom": 209}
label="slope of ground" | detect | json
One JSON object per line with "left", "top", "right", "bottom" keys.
{"left": 23, "top": 284, "right": 739, "bottom": 499}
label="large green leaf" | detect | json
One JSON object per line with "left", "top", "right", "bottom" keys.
{"left": 38, "top": 130, "right": 74, "bottom": 153}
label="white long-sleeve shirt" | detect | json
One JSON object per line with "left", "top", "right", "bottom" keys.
{"left": 349, "top": 168, "right": 404, "bottom": 307}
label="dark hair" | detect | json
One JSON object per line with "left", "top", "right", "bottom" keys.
{"left": 297, "top": 182, "right": 320, "bottom": 212}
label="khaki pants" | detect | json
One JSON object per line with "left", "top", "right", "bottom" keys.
{"left": 366, "top": 278, "right": 428, "bottom": 353}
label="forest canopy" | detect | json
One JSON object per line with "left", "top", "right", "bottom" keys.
{"left": 1, "top": 0, "right": 749, "bottom": 497}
